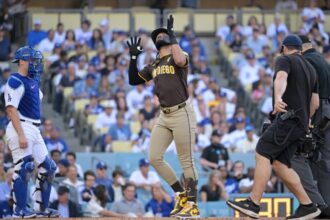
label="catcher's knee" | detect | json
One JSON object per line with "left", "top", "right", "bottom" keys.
{"left": 13, "top": 155, "right": 35, "bottom": 183}
{"left": 39, "top": 156, "right": 57, "bottom": 178}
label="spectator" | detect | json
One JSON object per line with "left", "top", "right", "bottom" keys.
{"left": 50, "top": 149, "right": 62, "bottom": 166}
{"left": 179, "top": 25, "right": 206, "bottom": 58}
{"left": 239, "top": 167, "right": 273, "bottom": 193}
{"left": 99, "top": 18, "right": 112, "bottom": 51}
{"left": 227, "top": 117, "right": 247, "bottom": 152}
{"left": 85, "top": 185, "right": 124, "bottom": 217}
{"left": 27, "top": 19, "right": 47, "bottom": 47}
{"left": 0, "top": 168, "right": 13, "bottom": 201}
{"left": 111, "top": 183, "right": 145, "bottom": 217}
{"left": 225, "top": 23, "right": 243, "bottom": 52}
{"left": 49, "top": 186, "right": 82, "bottom": 218}
{"left": 90, "top": 44, "right": 107, "bottom": 70}
{"left": 54, "top": 22, "right": 66, "bottom": 44}
{"left": 108, "top": 58, "right": 128, "bottom": 85}
{"left": 246, "top": 28, "right": 269, "bottom": 55}
{"left": 199, "top": 170, "right": 228, "bottom": 202}
{"left": 80, "top": 170, "right": 96, "bottom": 203}
{"left": 72, "top": 73, "right": 97, "bottom": 99}
{"left": 98, "top": 76, "right": 113, "bottom": 100}
{"left": 95, "top": 162, "right": 115, "bottom": 202}
{"left": 0, "top": 27, "right": 11, "bottom": 61}
{"left": 44, "top": 126, "right": 69, "bottom": 153}
{"left": 267, "top": 13, "right": 289, "bottom": 45}
{"left": 216, "top": 15, "right": 235, "bottom": 45}
{"left": 55, "top": 159, "right": 70, "bottom": 178}
{"left": 321, "top": 0, "right": 330, "bottom": 10}
{"left": 100, "top": 55, "right": 116, "bottom": 77}
{"left": 242, "top": 15, "right": 260, "bottom": 37}
{"left": 145, "top": 184, "right": 174, "bottom": 217}
{"left": 231, "top": 160, "right": 247, "bottom": 183}
{"left": 112, "top": 170, "right": 125, "bottom": 202}
{"left": 37, "top": 29, "right": 56, "bottom": 53}
{"left": 239, "top": 52, "right": 261, "bottom": 91}
{"left": 139, "top": 95, "right": 157, "bottom": 121}
{"left": 218, "top": 165, "right": 239, "bottom": 194}
{"left": 137, "top": 28, "right": 155, "bottom": 51}
{"left": 95, "top": 100, "right": 117, "bottom": 130}
{"left": 126, "top": 84, "right": 153, "bottom": 113}
{"left": 275, "top": 0, "right": 298, "bottom": 11}
{"left": 200, "top": 130, "right": 230, "bottom": 171}
{"left": 0, "top": 68, "right": 11, "bottom": 95}
{"left": 108, "top": 30, "right": 127, "bottom": 56}
{"left": 75, "top": 19, "right": 92, "bottom": 43}
{"left": 84, "top": 93, "right": 103, "bottom": 116}
{"left": 46, "top": 43, "right": 62, "bottom": 66}
{"left": 137, "top": 44, "right": 156, "bottom": 70}
{"left": 301, "top": 0, "right": 325, "bottom": 33}
{"left": 87, "top": 28, "right": 105, "bottom": 50}
{"left": 237, "top": 126, "right": 259, "bottom": 153}
{"left": 129, "top": 158, "right": 160, "bottom": 191}
{"left": 115, "top": 96, "right": 132, "bottom": 120}
{"left": 63, "top": 165, "right": 84, "bottom": 192}
{"left": 63, "top": 29, "right": 76, "bottom": 51}
{"left": 66, "top": 152, "right": 84, "bottom": 178}
{"left": 74, "top": 54, "right": 89, "bottom": 79}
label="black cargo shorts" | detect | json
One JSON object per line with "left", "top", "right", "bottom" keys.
{"left": 256, "top": 117, "right": 306, "bottom": 168}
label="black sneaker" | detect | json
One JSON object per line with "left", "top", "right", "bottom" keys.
{"left": 287, "top": 203, "right": 321, "bottom": 220}
{"left": 226, "top": 198, "right": 260, "bottom": 219}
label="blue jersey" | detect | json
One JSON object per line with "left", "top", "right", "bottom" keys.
{"left": 4, "top": 73, "right": 42, "bottom": 122}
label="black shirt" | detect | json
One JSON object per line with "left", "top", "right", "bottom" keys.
{"left": 274, "top": 54, "right": 318, "bottom": 130}
{"left": 303, "top": 48, "right": 330, "bottom": 99}
{"left": 201, "top": 143, "right": 229, "bottom": 168}
{"left": 199, "top": 185, "right": 222, "bottom": 201}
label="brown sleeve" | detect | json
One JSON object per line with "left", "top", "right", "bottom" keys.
{"left": 138, "top": 65, "right": 153, "bottom": 82}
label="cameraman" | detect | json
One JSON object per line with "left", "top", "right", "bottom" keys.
{"left": 293, "top": 35, "right": 330, "bottom": 217}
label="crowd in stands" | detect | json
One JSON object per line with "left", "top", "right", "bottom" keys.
{"left": 0, "top": 0, "right": 330, "bottom": 217}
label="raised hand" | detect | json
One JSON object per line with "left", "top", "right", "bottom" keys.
{"left": 167, "top": 14, "right": 177, "bottom": 44}
{"left": 127, "top": 36, "right": 143, "bottom": 59}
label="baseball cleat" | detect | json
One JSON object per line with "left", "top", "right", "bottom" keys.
{"left": 226, "top": 198, "right": 260, "bottom": 219}
{"left": 170, "top": 191, "right": 188, "bottom": 217}
{"left": 175, "top": 201, "right": 200, "bottom": 219}
{"left": 36, "top": 208, "right": 60, "bottom": 218}
{"left": 12, "top": 208, "right": 37, "bottom": 219}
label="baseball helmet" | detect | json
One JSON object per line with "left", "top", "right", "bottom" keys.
{"left": 151, "top": 27, "right": 169, "bottom": 45}
{"left": 12, "top": 46, "right": 34, "bottom": 63}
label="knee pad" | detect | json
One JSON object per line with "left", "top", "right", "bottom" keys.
{"left": 34, "top": 157, "right": 57, "bottom": 211}
{"left": 12, "top": 155, "right": 35, "bottom": 210}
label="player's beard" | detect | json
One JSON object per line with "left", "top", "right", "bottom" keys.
{"left": 155, "top": 35, "right": 171, "bottom": 50}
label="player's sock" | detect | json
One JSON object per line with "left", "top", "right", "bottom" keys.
{"left": 185, "top": 177, "right": 198, "bottom": 203}
{"left": 171, "top": 181, "right": 184, "bottom": 193}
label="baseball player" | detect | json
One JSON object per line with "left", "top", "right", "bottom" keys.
{"left": 127, "top": 15, "right": 200, "bottom": 218}
{"left": 5, "top": 46, "right": 59, "bottom": 218}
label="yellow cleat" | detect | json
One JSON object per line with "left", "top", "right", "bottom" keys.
{"left": 175, "top": 201, "right": 200, "bottom": 219}
{"left": 170, "top": 191, "right": 187, "bottom": 217}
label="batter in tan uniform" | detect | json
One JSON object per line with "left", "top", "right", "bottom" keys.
{"left": 127, "top": 15, "right": 200, "bottom": 218}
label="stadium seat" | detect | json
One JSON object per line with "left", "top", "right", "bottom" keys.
{"left": 289, "top": 13, "right": 302, "bottom": 33}
{"left": 193, "top": 13, "right": 216, "bottom": 34}
{"left": 31, "top": 13, "right": 59, "bottom": 30}
{"left": 74, "top": 99, "right": 90, "bottom": 112}
{"left": 242, "top": 12, "right": 263, "bottom": 26}
{"left": 133, "top": 11, "right": 157, "bottom": 32}
{"left": 85, "top": 13, "right": 108, "bottom": 29}
{"left": 108, "top": 12, "right": 130, "bottom": 32}
{"left": 112, "top": 141, "right": 133, "bottom": 152}
{"left": 166, "top": 10, "right": 191, "bottom": 33}
{"left": 216, "top": 13, "right": 236, "bottom": 29}
{"left": 130, "top": 121, "right": 141, "bottom": 134}
{"left": 324, "top": 14, "right": 330, "bottom": 32}
{"left": 98, "top": 126, "right": 109, "bottom": 134}
{"left": 59, "top": 13, "right": 81, "bottom": 30}
{"left": 87, "top": 114, "right": 98, "bottom": 127}
{"left": 263, "top": 13, "right": 286, "bottom": 27}
{"left": 63, "top": 87, "right": 73, "bottom": 98}
{"left": 87, "top": 50, "right": 97, "bottom": 59}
